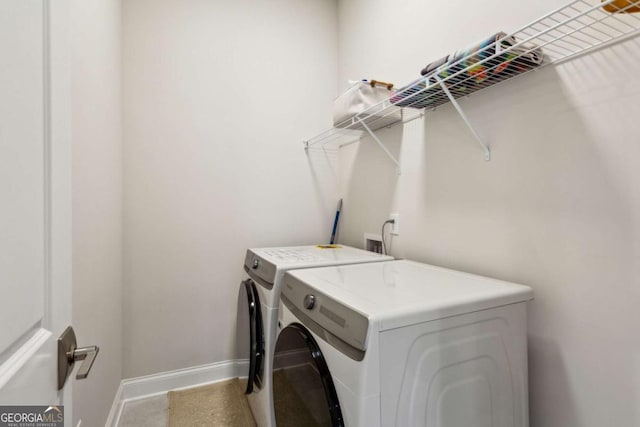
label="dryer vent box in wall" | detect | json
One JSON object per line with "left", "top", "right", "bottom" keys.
{"left": 364, "top": 233, "right": 383, "bottom": 254}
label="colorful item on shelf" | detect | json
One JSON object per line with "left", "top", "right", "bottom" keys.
{"left": 420, "top": 55, "right": 449, "bottom": 76}
{"left": 434, "top": 32, "right": 517, "bottom": 90}
{"left": 391, "top": 32, "right": 544, "bottom": 110}
{"left": 602, "top": 0, "right": 640, "bottom": 13}
{"left": 504, "top": 42, "right": 544, "bottom": 68}
{"left": 450, "top": 33, "right": 514, "bottom": 68}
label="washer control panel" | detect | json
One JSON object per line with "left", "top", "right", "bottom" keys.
{"left": 281, "top": 271, "right": 369, "bottom": 353}
{"left": 244, "top": 250, "right": 276, "bottom": 289}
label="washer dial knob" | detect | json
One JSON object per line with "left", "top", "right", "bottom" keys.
{"left": 303, "top": 294, "right": 316, "bottom": 310}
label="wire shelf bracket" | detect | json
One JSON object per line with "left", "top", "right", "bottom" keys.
{"left": 435, "top": 76, "right": 491, "bottom": 161}
{"left": 357, "top": 118, "right": 402, "bottom": 175}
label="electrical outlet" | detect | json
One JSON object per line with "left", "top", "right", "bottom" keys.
{"left": 390, "top": 213, "right": 400, "bottom": 235}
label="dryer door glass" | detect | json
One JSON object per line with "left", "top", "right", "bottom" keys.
{"left": 236, "top": 279, "right": 264, "bottom": 394}
{"left": 273, "top": 323, "right": 344, "bottom": 427}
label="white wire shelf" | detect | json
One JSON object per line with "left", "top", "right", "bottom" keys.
{"left": 303, "top": 0, "right": 640, "bottom": 162}
{"left": 304, "top": 103, "right": 423, "bottom": 148}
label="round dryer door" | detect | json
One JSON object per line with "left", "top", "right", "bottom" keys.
{"left": 236, "top": 279, "right": 264, "bottom": 394}
{"left": 273, "top": 323, "right": 344, "bottom": 427}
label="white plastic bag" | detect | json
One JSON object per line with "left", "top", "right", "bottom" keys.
{"left": 333, "top": 80, "right": 401, "bottom": 130}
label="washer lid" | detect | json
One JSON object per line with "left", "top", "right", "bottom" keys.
{"left": 284, "top": 260, "right": 533, "bottom": 332}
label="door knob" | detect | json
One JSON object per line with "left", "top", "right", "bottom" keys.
{"left": 57, "top": 326, "right": 99, "bottom": 390}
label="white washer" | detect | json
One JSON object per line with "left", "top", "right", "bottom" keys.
{"left": 236, "top": 245, "right": 392, "bottom": 426}
{"left": 274, "top": 260, "right": 533, "bottom": 427}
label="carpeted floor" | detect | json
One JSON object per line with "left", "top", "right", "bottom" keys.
{"left": 167, "top": 378, "right": 256, "bottom": 427}
{"left": 118, "top": 394, "right": 168, "bottom": 427}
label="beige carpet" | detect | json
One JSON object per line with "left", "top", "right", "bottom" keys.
{"left": 167, "top": 378, "right": 256, "bottom": 427}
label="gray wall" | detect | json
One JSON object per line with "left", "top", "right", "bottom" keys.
{"left": 337, "top": 0, "right": 640, "bottom": 426}
{"left": 122, "top": 0, "right": 339, "bottom": 378}
{"left": 71, "top": 0, "right": 123, "bottom": 425}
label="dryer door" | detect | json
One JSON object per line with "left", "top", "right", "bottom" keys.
{"left": 236, "top": 279, "right": 264, "bottom": 394}
{"left": 272, "top": 323, "right": 344, "bottom": 427}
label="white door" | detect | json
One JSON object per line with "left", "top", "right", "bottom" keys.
{"left": 0, "top": 0, "right": 74, "bottom": 424}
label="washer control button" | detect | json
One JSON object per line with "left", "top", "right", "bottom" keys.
{"left": 252, "top": 259, "right": 259, "bottom": 269}
{"left": 303, "top": 294, "right": 316, "bottom": 310}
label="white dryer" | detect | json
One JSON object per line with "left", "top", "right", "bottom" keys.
{"left": 236, "top": 245, "right": 392, "bottom": 426}
{"left": 273, "top": 260, "right": 533, "bottom": 427}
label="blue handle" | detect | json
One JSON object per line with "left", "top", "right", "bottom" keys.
{"left": 329, "top": 211, "right": 340, "bottom": 245}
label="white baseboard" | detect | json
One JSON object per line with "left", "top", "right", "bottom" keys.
{"left": 120, "top": 360, "right": 241, "bottom": 401}
{"left": 105, "top": 359, "right": 244, "bottom": 427}
{"left": 104, "top": 380, "right": 124, "bottom": 427}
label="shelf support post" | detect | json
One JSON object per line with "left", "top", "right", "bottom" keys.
{"left": 357, "top": 118, "right": 401, "bottom": 175}
{"left": 435, "top": 76, "right": 491, "bottom": 161}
